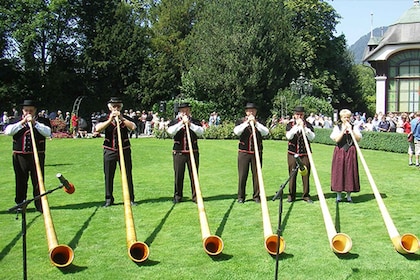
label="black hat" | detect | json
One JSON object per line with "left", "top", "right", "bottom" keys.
{"left": 294, "top": 106, "right": 305, "bottom": 112}
{"left": 178, "top": 102, "right": 191, "bottom": 108}
{"left": 21, "top": 100, "right": 37, "bottom": 107}
{"left": 244, "top": 102, "right": 258, "bottom": 109}
{"left": 108, "top": 97, "right": 123, "bottom": 103}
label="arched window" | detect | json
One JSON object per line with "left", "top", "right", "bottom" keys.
{"left": 388, "top": 50, "right": 420, "bottom": 112}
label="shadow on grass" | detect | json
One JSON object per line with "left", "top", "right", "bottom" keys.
{"left": 59, "top": 263, "right": 88, "bottom": 274}
{"left": 310, "top": 192, "right": 386, "bottom": 204}
{"left": 270, "top": 251, "right": 294, "bottom": 260}
{"left": 68, "top": 206, "right": 99, "bottom": 250}
{"left": 45, "top": 163, "right": 74, "bottom": 167}
{"left": 400, "top": 253, "right": 420, "bottom": 260}
{"left": 215, "top": 199, "right": 235, "bottom": 238}
{"left": 144, "top": 204, "right": 175, "bottom": 246}
{"left": 0, "top": 214, "right": 41, "bottom": 262}
{"left": 268, "top": 194, "right": 294, "bottom": 235}
{"left": 335, "top": 252, "right": 359, "bottom": 259}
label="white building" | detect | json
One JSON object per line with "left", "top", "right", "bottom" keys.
{"left": 364, "top": 0, "right": 420, "bottom": 113}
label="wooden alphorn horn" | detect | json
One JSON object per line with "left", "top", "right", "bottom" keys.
{"left": 28, "top": 121, "right": 74, "bottom": 267}
{"left": 249, "top": 121, "right": 285, "bottom": 255}
{"left": 184, "top": 121, "right": 224, "bottom": 255}
{"left": 348, "top": 129, "right": 419, "bottom": 254}
{"left": 115, "top": 116, "right": 150, "bottom": 262}
{"left": 300, "top": 126, "right": 352, "bottom": 254}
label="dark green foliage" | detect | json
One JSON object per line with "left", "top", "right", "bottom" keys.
{"left": 203, "top": 122, "right": 236, "bottom": 140}
{"left": 0, "top": 0, "right": 376, "bottom": 119}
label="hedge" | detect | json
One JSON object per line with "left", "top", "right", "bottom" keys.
{"left": 154, "top": 123, "right": 410, "bottom": 154}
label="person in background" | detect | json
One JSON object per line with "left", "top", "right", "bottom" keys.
{"left": 402, "top": 113, "right": 414, "bottom": 166}
{"left": 95, "top": 97, "right": 137, "bottom": 207}
{"left": 233, "top": 102, "right": 269, "bottom": 204}
{"left": 4, "top": 99, "right": 51, "bottom": 212}
{"left": 167, "top": 102, "right": 204, "bottom": 203}
{"left": 71, "top": 112, "right": 78, "bottom": 138}
{"left": 377, "top": 115, "right": 390, "bottom": 132}
{"left": 330, "top": 109, "right": 362, "bottom": 203}
{"left": 285, "top": 106, "right": 315, "bottom": 203}
{"left": 410, "top": 111, "right": 420, "bottom": 167}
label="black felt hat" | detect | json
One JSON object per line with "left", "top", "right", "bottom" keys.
{"left": 108, "top": 97, "right": 123, "bottom": 103}
{"left": 178, "top": 102, "right": 191, "bottom": 108}
{"left": 244, "top": 102, "right": 258, "bottom": 109}
{"left": 294, "top": 106, "right": 305, "bottom": 112}
{"left": 21, "top": 100, "right": 37, "bottom": 107}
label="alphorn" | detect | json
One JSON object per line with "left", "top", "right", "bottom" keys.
{"left": 28, "top": 121, "right": 74, "bottom": 267}
{"left": 184, "top": 121, "right": 224, "bottom": 255}
{"left": 249, "top": 121, "right": 284, "bottom": 255}
{"left": 348, "top": 129, "right": 419, "bottom": 254}
{"left": 300, "top": 126, "right": 352, "bottom": 254}
{"left": 115, "top": 116, "right": 150, "bottom": 262}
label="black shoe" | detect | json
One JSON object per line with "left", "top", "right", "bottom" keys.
{"left": 336, "top": 198, "right": 342, "bottom": 203}
{"left": 103, "top": 199, "right": 114, "bottom": 207}
{"left": 237, "top": 199, "right": 244, "bottom": 203}
{"left": 254, "top": 198, "right": 261, "bottom": 203}
{"left": 287, "top": 196, "right": 294, "bottom": 203}
{"left": 131, "top": 201, "right": 138, "bottom": 206}
{"left": 304, "top": 198, "right": 313, "bottom": 204}
{"left": 102, "top": 202, "right": 112, "bottom": 207}
{"left": 173, "top": 198, "right": 181, "bottom": 204}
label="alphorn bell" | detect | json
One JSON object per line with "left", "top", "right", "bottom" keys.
{"left": 300, "top": 125, "right": 352, "bottom": 254}
{"left": 249, "top": 121, "right": 285, "bottom": 255}
{"left": 115, "top": 116, "right": 150, "bottom": 262}
{"left": 184, "top": 120, "right": 224, "bottom": 255}
{"left": 27, "top": 121, "right": 74, "bottom": 267}
{"left": 348, "top": 129, "right": 419, "bottom": 254}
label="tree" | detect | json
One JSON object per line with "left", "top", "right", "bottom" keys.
{"left": 185, "top": 0, "right": 294, "bottom": 120}
{"left": 73, "top": 0, "right": 151, "bottom": 111}
{"left": 148, "top": 0, "right": 200, "bottom": 106}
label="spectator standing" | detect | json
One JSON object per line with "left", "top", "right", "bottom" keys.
{"left": 402, "top": 113, "right": 415, "bottom": 166}
{"left": 371, "top": 113, "right": 380, "bottom": 131}
{"left": 410, "top": 111, "right": 420, "bottom": 167}
{"left": 71, "top": 112, "right": 78, "bottom": 138}
{"left": 1, "top": 111, "right": 10, "bottom": 131}
{"left": 377, "top": 115, "right": 390, "bottom": 132}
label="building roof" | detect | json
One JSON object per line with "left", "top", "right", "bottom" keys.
{"left": 364, "top": 0, "right": 420, "bottom": 62}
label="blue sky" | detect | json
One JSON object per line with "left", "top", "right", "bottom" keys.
{"left": 327, "top": 0, "right": 415, "bottom": 46}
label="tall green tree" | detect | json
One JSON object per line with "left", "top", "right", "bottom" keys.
{"left": 185, "top": 0, "right": 294, "bottom": 120}
{"left": 1, "top": 0, "right": 79, "bottom": 109}
{"left": 285, "top": 0, "right": 366, "bottom": 113}
{"left": 148, "top": 0, "right": 200, "bottom": 106}
{"left": 73, "top": 0, "right": 150, "bottom": 110}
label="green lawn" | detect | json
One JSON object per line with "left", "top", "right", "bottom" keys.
{"left": 0, "top": 135, "right": 419, "bottom": 280}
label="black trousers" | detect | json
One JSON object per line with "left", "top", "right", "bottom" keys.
{"left": 103, "top": 148, "right": 134, "bottom": 202}
{"left": 237, "top": 151, "right": 261, "bottom": 200}
{"left": 173, "top": 151, "right": 198, "bottom": 201}
{"left": 13, "top": 153, "right": 44, "bottom": 211}
{"left": 287, "top": 153, "right": 311, "bottom": 199}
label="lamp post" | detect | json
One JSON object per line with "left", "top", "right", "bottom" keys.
{"left": 290, "top": 72, "right": 313, "bottom": 105}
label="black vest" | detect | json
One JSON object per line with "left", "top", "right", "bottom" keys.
{"left": 169, "top": 117, "right": 201, "bottom": 152}
{"left": 102, "top": 116, "right": 132, "bottom": 151}
{"left": 235, "top": 118, "right": 263, "bottom": 153}
{"left": 12, "top": 117, "right": 50, "bottom": 154}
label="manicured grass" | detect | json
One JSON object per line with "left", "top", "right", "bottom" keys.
{"left": 0, "top": 135, "right": 419, "bottom": 280}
